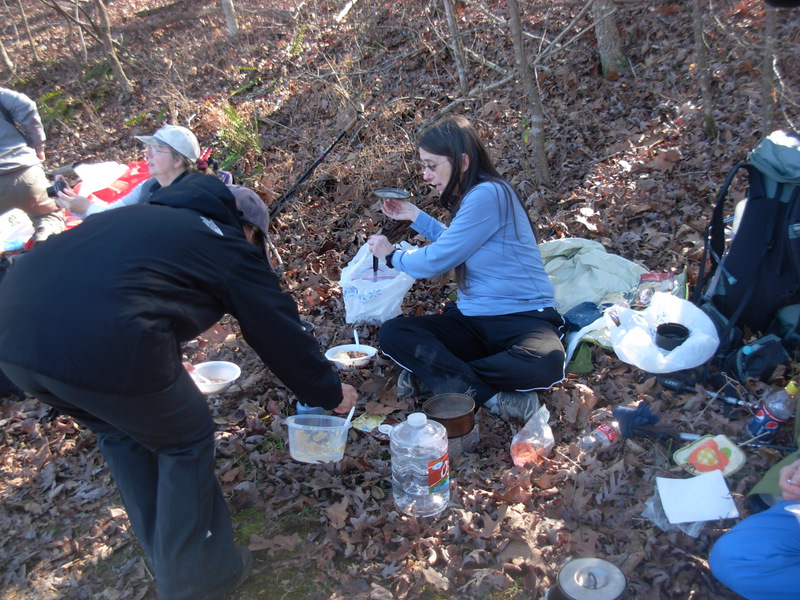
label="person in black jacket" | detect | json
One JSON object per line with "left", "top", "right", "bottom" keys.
{"left": 0, "top": 173, "right": 357, "bottom": 600}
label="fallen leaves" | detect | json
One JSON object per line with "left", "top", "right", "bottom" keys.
{"left": 2, "top": 0, "right": 798, "bottom": 599}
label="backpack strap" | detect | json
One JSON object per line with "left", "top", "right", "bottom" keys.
{"left": 693, "top": 162, "right": 751, "bottom": 304}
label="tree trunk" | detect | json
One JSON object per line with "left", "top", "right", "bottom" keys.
{"left": 442, "top": 0, "right": 469, "bottom": 97}
{"left": 761, "top": 5, "right": 776, "bottom": 134}
{"left": 591, "top": 0, "right": 626, "bottom": 76}
{"left": 0, "top": 38, "right": 14, "bottom": 75}
{"left": 94, "top": 0, "right": 133, "bottom": 97}
{"left": 220, "top": 0, "right": 239, "bottom": 41}
{"left": 17, "top": 0, "right": 41, "bottom": 64}
{"left": 692, "top": 0, "right": 716, "bottom": 139}
{"left": 507, "top": 0, "right": 551, "bottom": 188}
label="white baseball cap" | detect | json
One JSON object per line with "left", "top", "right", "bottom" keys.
{"left": 135, "top": 125, "right": 201, "bottom": 161}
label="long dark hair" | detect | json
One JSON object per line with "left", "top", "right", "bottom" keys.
{"left": 418, "top": 115, "right": 533, "bottom": 288}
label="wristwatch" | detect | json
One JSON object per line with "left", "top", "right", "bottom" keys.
{"left": 385, "top": 249, "right": 397, "bottom": 269}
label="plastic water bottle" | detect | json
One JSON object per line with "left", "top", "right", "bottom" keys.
{"left": 390, "top": 413, "right": 449, "bottom": 517}
{"left": 743, "top": 381, "right": 799, "bottom": 443}
{"left": 579, "top": 420, "right": 621, "bottom": 452}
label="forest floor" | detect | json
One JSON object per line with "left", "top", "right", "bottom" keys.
{"left": 1, "top": 0, "right": 800, "bottom": 598}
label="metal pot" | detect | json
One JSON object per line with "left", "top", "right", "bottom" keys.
{"left": 422, "top": 394, "right": 475, "bottom": 438}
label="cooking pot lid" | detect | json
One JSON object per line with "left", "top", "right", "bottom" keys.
{"left": 373, "top": 187, "right": 410, "bottom": 199}
{"left": 557, "top": 558, "right": 627, "bottom": 600}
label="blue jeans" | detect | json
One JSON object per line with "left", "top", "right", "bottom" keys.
{"left": 710, "top": 500, "right": 800, "bottom": 600}
{"left": 0, "top": 362, "right": 245, "bottom": 600}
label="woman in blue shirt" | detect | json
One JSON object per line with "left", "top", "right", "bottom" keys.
{"left": 368, "top": 115, "right": 565, "bottom": 421}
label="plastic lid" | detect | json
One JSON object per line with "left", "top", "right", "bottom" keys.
{"left": 786, "top": 381, "right": 800, "bottom": 396}
{"left": 407, "top": 413, "right": 427, "bottom": 427}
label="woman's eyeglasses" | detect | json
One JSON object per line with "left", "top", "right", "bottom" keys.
{"left": 419, "top": 159, "right": 449, "bottom": 172}
{"left": 145, "top": 146, "right": 173, "bottom": 157}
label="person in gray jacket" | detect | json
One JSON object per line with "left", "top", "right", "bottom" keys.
{"left": 0, "top": 87, "right": 65, "bottom": 243}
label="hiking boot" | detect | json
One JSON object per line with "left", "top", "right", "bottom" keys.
{"left": 205, "top": 545, "right": 252, "bottom": 600}
{"left": 396, "top": 370, "right": 431, "bottom": 399}
{"left": 484, "top": 391, "right": 539, "bottom": 422}
{"left": 233, "top": 545, "right": 253, "bottom": 591}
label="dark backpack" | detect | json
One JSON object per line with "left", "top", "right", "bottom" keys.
{"left": 693, "top": 130, "right": 800, "bottom": 353}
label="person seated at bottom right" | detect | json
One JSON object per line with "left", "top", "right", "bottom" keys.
{"left": 367, "top": 115, "right": 565, "bottom": 423}
{"left": 709, "top": 456, "right": 800, "bottom": 600}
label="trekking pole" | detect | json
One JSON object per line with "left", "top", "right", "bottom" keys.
{"left": 658, "top": 375, "right": 758, "bottom": 410}
{"left": 268, "top": 95, "right": 374, "bottom": 222}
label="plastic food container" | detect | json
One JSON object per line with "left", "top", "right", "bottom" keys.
{"left": 285, "top": 414, "right": 351, "bottom": 463}
{"left": 324, "top": 344, "right": 377, "bottom": 370}
{"left": 190, "top": 361, "right": 241, "bottom": 395}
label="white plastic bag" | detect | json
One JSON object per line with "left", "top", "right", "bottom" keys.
{"left": 605, "top": 292, "right": 719, "bottom": 373}
{"left": 339, "top": 242, "right": 416, "bottom": 324}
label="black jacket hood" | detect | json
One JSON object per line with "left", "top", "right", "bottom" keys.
{"left": 148, "top": 172, "right": 244, "bottom": 232}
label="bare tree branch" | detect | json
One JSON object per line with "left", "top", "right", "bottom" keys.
{"left": 442, "top": 0, "right": 469, "bottom": 96}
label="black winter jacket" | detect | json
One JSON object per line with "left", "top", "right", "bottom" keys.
{"left": 0, "top": 173, "right": 342, "bottom": 408}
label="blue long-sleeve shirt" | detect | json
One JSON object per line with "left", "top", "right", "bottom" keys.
{"left": 392, "top": 180, "right": 556, "bottom": 316}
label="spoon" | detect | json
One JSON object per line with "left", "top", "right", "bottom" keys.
{"left": 344, "top": 405, "right": 356, "bottom": 428}
{"left": 353, "top": 328, "right": 360, "bottom": 347}
{"left": 190, "top": 370, "right": 211, "bottom": 384}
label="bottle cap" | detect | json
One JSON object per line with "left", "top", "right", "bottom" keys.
{"left": 785, "top": 381, "right": 800, "bottom": 396}
{"left": 407, "top": 413, "right": 427, "bottom": 427}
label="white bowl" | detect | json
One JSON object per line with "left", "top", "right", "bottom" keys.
{"left": 324, "top": 344, "right": 377, "bottom": 370}
{"left": 191, "top": 361, "right": 241, "bottom": 395}
{"left": 285, "top": 414, "right": 351, "bottom": 463}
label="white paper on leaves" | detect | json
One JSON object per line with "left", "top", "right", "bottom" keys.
{"left": 656, "top": 471, "right": 739, "bottom": 524}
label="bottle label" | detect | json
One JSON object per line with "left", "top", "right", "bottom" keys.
{"left": 427, "top": 451, "right": 449, "bottom": 493}
{"left": 746, "top": 403, "right": 787, "bottom": 442}
{"left": 596, "top": 422, "right": 619, "bottom": 445}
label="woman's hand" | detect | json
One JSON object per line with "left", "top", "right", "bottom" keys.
{"left": 367, "top": 234, "right": 394, "bottom": 261}
{"left": 55, "top": 183, "right": 91, "bottom": 215}
{"left": 779, "top": 457, "right": 800, "bottom": 502}
{"left": 333, "top": 383, "right": 358, "bottom": 414}
{"left": 382, "top": 198, "right": 420, "bottom": 222}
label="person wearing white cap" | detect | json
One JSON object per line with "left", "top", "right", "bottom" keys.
{"left": 54, "top": 124, "right": 202, "bottom": 219}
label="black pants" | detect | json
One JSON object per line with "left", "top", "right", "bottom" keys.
{"left": 0, "top": 362, "right": 244, "bottom": 600}
{"left": 378, "top": 303, "right": 566, "bottom": 406}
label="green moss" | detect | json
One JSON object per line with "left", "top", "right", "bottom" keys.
{"left": 232, "top": 507, "right": 270, "bottom": 542}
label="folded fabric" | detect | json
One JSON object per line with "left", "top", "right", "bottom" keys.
{"left": 540, "top": 238, "right": 646, "bottom": 315}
